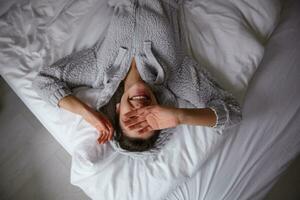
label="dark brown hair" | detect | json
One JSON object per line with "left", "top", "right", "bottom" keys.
{"left": 114, "top": 115, "right": 160, "bottom": 152}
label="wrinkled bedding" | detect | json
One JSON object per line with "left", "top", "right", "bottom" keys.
{"left": 1, "top": 0, "right": 297, "bottom": 200}
{"left": 166, "top": 1, "right": 300, "bottom": 199}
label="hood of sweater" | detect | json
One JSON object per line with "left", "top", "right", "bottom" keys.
{"left": 94, "top": 0, "right": 185, "bottom": 111}
{"left": 93, "top": 0, "right": 185, "bottom": 157}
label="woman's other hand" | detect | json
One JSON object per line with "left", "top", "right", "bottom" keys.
{"left": 58, "top": 95, "right": 114, "bottom": 144}
{"left": 82, "top": 106, "right": 114, "bottom": 144}
{"left": 122, "top": 105, "right": 181, "bottom": 134}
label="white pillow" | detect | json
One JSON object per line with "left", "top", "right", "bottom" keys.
{"left": 70, "top": 117, "right": 225, "bottom": 200}
{"left": 182, "top": 0, "right": 281, "bottom": 103}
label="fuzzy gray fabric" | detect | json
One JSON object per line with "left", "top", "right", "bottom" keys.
{"left": 32, "top": 0, "right": 242, "bottom": 135}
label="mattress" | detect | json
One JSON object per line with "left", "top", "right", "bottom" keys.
{"left": 0, "top": 0, "right": 299, "bottom": 199}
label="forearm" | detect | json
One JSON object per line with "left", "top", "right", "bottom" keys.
{"left": 168, "top": 55, "right": 242, "bottom": 131}
{"left": 177, "top": 108, "right": 217, "bottom": 127}
{"left": 58, "top": 95, "right": 91, "bottom": 117}
{"left": 58, "top": 94, "right": 114, "bottom": 144}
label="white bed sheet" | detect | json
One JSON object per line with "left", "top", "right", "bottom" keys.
{"left": 165, "top": 0, "right": 300, "bottom": 199}
{"left": 1, "top": 0, "right": 298, "bottom": 200}
{"left": 0, "top": 0, "right": 115, "bottom": 155}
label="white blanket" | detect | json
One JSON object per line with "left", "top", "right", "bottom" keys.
{"left": 0, "top": 0, "right": 287, "bottom": 199}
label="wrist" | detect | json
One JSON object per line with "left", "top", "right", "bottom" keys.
{"left": 175, "top": 108, "right": 186, "bottom": 125}
{"left": 80, "top": 103, "right": 93, "bottom": 118}
{"left": 58, "top": 94, "right": 95, "bottom": 118}
{"left": 177, "top": 108, "right": 217, "bottom": 127}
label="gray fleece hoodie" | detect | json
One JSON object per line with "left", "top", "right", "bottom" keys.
{"left": 32, "top": 0, "right": 242, "bottom": 134}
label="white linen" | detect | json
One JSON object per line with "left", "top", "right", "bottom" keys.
{"left": 0, "top": 0, "right": 114, "bottom": 154}
{"left": 0, "top": 0, "right": 291, "bottom": 199}
{"left": 165, "top": 1, "right": 300, "bottom": 199}
{"left": 182, "top": 0, "right": 281, "bottom": 103}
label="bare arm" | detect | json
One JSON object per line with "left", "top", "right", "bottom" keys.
{"left": 167, "top": 55, "right": 243, "bottom": 133}
{"left": 122, "top": 106, "right": 217, "bottom": 134}
{"left": 32, "top": 43, "right": 114, "bottom": 143}
{"left": 58, "top": 95, "right": 114, "bottom": 144}
{"left": 176, "top": 107, "right": 217, "bottom": 127}
{"left": 58, "top": 95, "right": 90, "bottom": 117}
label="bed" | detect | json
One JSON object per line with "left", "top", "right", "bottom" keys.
{"left": 0, "top": 0, "right": 299, "bottom": 199}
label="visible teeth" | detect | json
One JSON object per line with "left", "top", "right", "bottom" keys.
{"left": 131, "top": 95, "right": 149, "bottom": 100}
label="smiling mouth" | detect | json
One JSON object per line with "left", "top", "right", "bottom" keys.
{"left": 129, "top": 95, "right": 150, "bottom": 101}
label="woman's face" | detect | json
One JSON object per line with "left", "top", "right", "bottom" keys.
{"left": 116, "top": 81, "right": 158, "bottom": 139}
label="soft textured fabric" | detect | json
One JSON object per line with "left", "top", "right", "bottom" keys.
{"left": 32, "top": 0, "right": 242, "bottom": 135}
{"left": 182, "top": 0, "right": 281, "bottom": 103}
{"left": 0, "top": 0, "right": 288, "bottom": 199}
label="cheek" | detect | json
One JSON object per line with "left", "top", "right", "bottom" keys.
{"left": 119, "top": 99, "right": 131, "bottom": 117}
{"left": 150, "top": 92, "right": 158, "bottom": 105}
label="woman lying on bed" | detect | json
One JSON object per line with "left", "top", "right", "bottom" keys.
{"left": 32, "top": 0, "right": 242, "bottom": 152}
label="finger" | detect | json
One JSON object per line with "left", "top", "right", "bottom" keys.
{"left": 138, "top": 126, "right": 153, "bottom": 135}
{"left": 96, "top": 124, "right": 106, "bottom": 134}
{"left": 97, "top": 121, "right": 110, "bottom": 140}
{"left": 103, "top": 131, "right": 110, "bottom": 143}
{"left": 123, "top": 115, "right": 138, "bottom": 122}
{"left": 108, "top": 129, "right": 113, "bottom": 140}
{"left": 98, "top": 132, "right": 105, "bottom": 144}
{"left": 109, "top": 132, "right": 113, "bottom": 140}
{"left": 106, "top": 122, "right": 114, "bottom": 136}
{"left": 124, "top": 108, "right": 148, "bottom": 118}
{"left": 103, "top": 126, "right": 113, "bottom": 141}
{"left": 98, "top": 134, "right": 104, "bottom": 144}
{"left": 100, "top": 130, "right": 108, "bottom": 144}
{"left": 122, "top": 116, "right": 141, "bottom": 125}
{"left": 124, "top": 109, "right": 138, "bottom": 118}
{"left": 97, "top": 130, "right": 106, "bottom": 142}
{"left": 123, "top": 116, "right": 146, "bottom": 126}
{"left": 107, "top": 127, "right": 113, "bottom": 140}
{"left": 102, "top": 132, "right": 109, "bottom": 143}
{"left": 128, "top": 121, "right": 149, "bottom": 131}
{"left": 98, "top": 135, "right": 105, "bottom": 144}
{"left": 123, "top": 115, "right": 142, "bottom": 121}
{"left": 101, "top": 118, "right": 114, "bottom": 135}
{"left": 107, "top": 132, "right": 113, "bottom": 141}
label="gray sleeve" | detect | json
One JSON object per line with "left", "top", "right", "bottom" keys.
{"left": 168, "top": 55, "right": 242, "bottom": 134}
{"left": 32, "top": 45, "right": 99, "bottom": 108}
